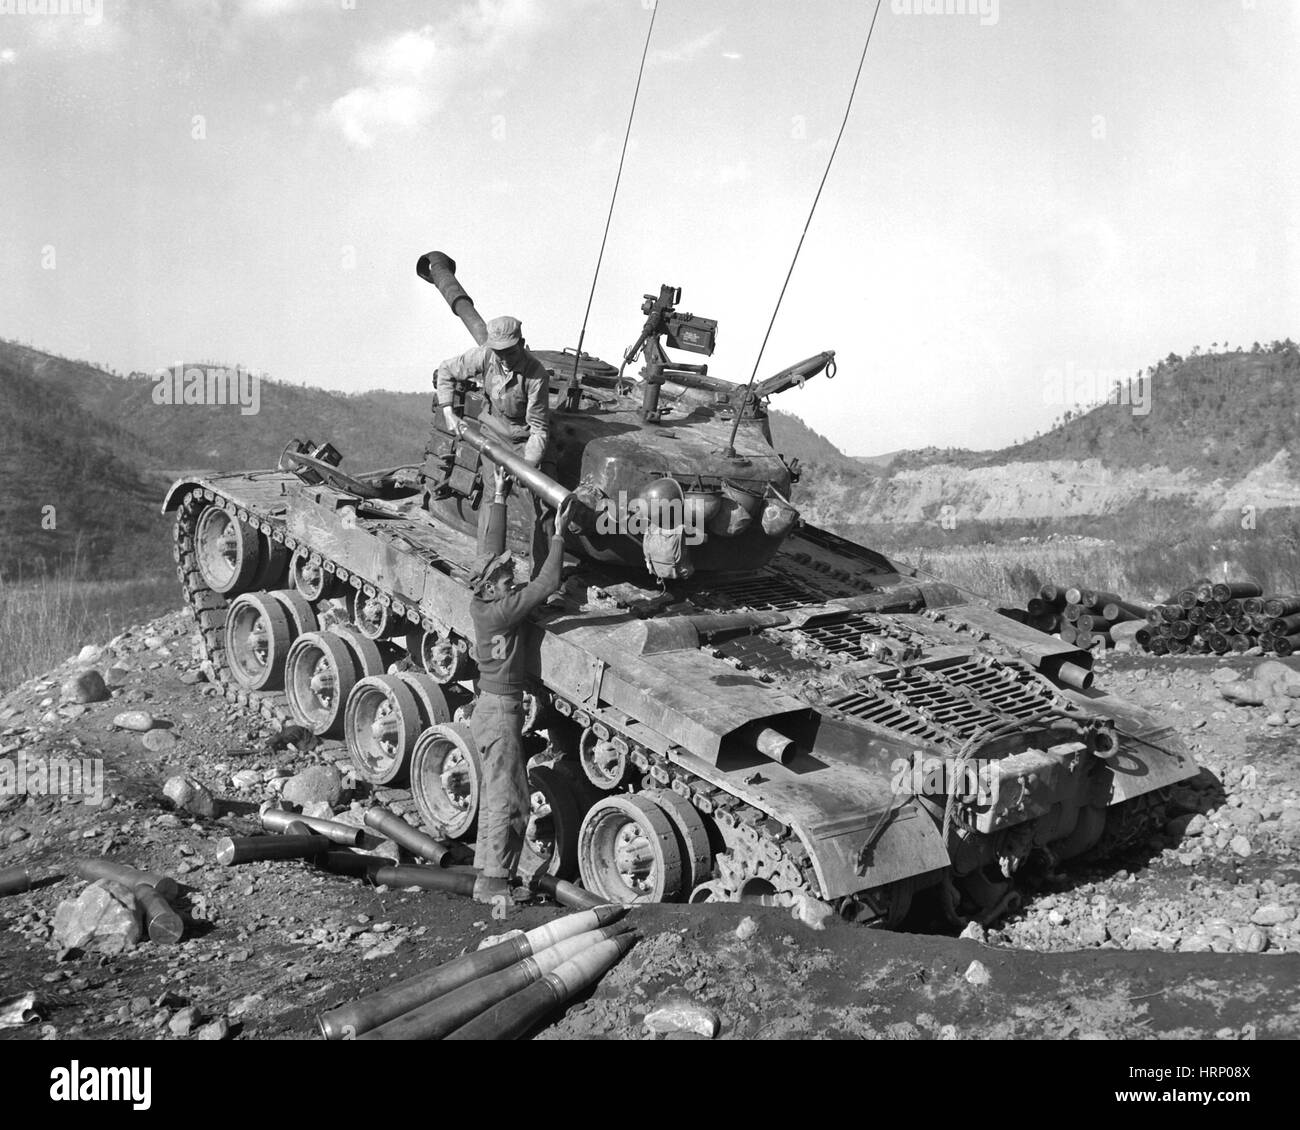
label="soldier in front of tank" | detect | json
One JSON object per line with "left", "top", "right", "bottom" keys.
{"left": 435, "top": 315, "right": 554, "bottom": 564}
{"left": 464, "top": 495, "right": 573, "bottom": 912}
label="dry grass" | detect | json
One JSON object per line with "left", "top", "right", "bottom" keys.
{"left": 0, "top": 574, "right": 179, "bottom": 694}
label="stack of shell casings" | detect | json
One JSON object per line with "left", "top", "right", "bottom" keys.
{"left": 1138, "top": 580, "right": 1300, "bottom": 656}
{"left": 1025, "top": 583, "right": 1150, "bottom": 651}
{"left": 317, "top": 904, "right": 636, "bottom": 1041}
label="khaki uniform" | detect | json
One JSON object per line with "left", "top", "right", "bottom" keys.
{"left": 467, "top": 534, "right": 566, "bottom": 880}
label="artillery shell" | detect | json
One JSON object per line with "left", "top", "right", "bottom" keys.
{"left": 214, "top": 834, "right": 332, "bottom": 866}
{"left": 444, "top": 932, "right": 639, "bottom": 1041}
{"left": 134, "top": 883, "right": 184, "bottom": 945}
{"left": 75, "top": 859, "right": 178, "bottom": 902}
{"left": 364, "top": 807, "right": 455, "bottom": 866}
{"left": 260, "top": 808, "right": 363, "bottom": 846}
{"left": 529, "top": 873, "right": 606, "bottom": 910}
{"left": 359, "top": 924, "right": 629, "bottom": 1041}
{"left": 0, "top": 865, "right": 32, "bottom": 896}
{"left": 318, "top": 903, "right": 627, "bottom": 1039}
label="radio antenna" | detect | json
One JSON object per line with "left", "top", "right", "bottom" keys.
{"left": 571, "top": 0, "right": 660, "bottom": 384}
{"left": 724, "top": 0, "right": 883, "bottom": 457}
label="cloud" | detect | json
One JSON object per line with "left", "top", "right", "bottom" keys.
{"left": 323, "top": 0, "right": 556, "bottom": 148}
{"left": 0, "top": 48, "right": 15, "bottom": 65}
{"left": 648, "top": 26, "right": 724, "bottom": 66}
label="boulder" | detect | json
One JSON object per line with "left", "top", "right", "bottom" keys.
{"left": 163, "top": 775, "right": 218, "bottom": 819}
{"left": 52, "top": 880, "right": 142, "bottom": 954}
{"left": 113, "top": 711, "right": 155, "bottom": 732}
{"left": 282, "top": 765, "right": 343, "bottom": 809}
{"left": 61, "top": 670, "right": 108, "bottom": 705}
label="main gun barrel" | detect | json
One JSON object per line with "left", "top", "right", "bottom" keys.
{"left": 417, "top": 251, "right": 488, "bottom": 346}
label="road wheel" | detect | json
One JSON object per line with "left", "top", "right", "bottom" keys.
{"left": 196, "top": 506, "right": 260, "bottom": 596}
{"left": 285, "top": 631, "right": 358, "bottom": 737}
{"left": 578, "top": 794, "right": 684, "bottom": 904}
{"left": 225, "top": 592, "right": 293, "bottom": 690}
{"left": 410, "top": 722, "right": 481, "bottom": 840}
{"left": 344, "top": 674, "right": 423, "bottom": 786}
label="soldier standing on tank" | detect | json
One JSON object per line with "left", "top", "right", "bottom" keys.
{"left": 464, "top": 496, "right": 572, "bottom": 911}
{"left": 435, "top": 315, "right": 553, "bottom": 566}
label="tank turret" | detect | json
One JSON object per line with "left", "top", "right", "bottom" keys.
{"left": 417, "top": 250, "right": 833, "bottom": 579}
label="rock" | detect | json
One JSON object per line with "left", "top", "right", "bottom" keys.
{"left": 51, "top": 880, "right": 142, "bottom": 954}
{"left": 61, "top": 670, "right": 108, "bottom": 705}
{"left": 300, "top": 800, "right": 336, "bottom": 820}
{"left": 963, "top": 960, "right": 991, "bottom": 986}
{"left": 113, "top": 711, "right": 155, "bottom": 732}
{"left": 1232, "top": 926, "right": 1266, "bottom": 954}
{"left": 734, "top": 916, "right": 758, "bottom": 942}
{"left": 144, "top": 635, "right": 165, "bottom": 650}
{"left": 282, "top": 765, "right": 343, "bottom": 809}
{"left": 104, "top": 666, "right": 131, "bottom": 687}
{"left": 231, "top": 770, "right": 262, "bottom": 791}
{"left": 1211, "top": 668, "right": 1241, "bottom": 684}
{"left": 1076, "top": 921, "right": 1108, "bottom": 947}
{"left": 1251, "top": 904, "right": 1294, "bottom": 926}
{"left": 226, "top": 993, "right": 264, "bottom": 1018}
{"left": 644, "top": 998, "right": 719, "bottom": 1038}
{"left": 197, "top": 1017, "right": 231, "bottom": 1041}
{"left": 959, "top": 921, "right": 986, "bottom": 943}
{"left": 76, "top": 645, "right": 104, "bottom": 666}
{"left": 1265, "top": 712, "right": 1287, "bottom": 727}
{"left": 788, "top": 893, "right": 834, "bottom": 931}
{"left": 1220, "top": 681, "right": 1267, "bottom": 706}
{"left": 163, "top": 775, "right": 218, "bottom": 819}
{"left": 168, "top": 1005, "right": 202, "bottom": 1036}
{"left": 142, "top": 729, "right": 178, "bottom": 752}
{"left": 1255, "top": 660, "right": 1300, "bottom": 689}
{"left": 1229, "top": 835, "right": 1252, "bottom": 858}
{"left": 1165, "top": 813, "right": 1199, "bottom": 837}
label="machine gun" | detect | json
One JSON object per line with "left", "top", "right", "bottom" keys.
{"left": 619, "top": 283, "right": 834, "bottom": 422}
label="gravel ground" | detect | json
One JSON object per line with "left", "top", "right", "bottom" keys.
{"left": 1, "top": 613, "right": 1297, "bottom": 1040}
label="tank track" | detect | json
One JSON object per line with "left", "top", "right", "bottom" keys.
{"left": 173, "top": 486, "right": 829, "bottom": 912}
{"left": 173, "top": 486, "right": 1169, "bottom": 925}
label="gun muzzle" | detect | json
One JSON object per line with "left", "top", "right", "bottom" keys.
{"left": 417, "top": 251, "right": 488, "bottom": 346}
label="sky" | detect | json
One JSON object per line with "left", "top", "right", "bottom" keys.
{"left": 1, "top": 0, "right": 1297, "bottom": 456}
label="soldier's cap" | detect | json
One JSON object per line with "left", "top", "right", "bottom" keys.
{"left": 485, "top": 315, "right": 523, "bottom": 351}
{"left": 468, "top": 549, "right": 515, "bottom": 593}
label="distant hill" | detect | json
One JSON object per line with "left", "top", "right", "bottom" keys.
{"left": 4, "top": 339, "right": 1294, "bottom": 579}
{"left": 887, "top": 345, "right": 1300, "bottom": 477}
{"left": 854, "top": 450, "right": 902, "bottom": 471}
{"left": 767, "top": 408, "right": 864, "bottom": 472}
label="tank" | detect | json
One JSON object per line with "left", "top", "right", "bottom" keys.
{"left": 161, "top": 251, "right": 1196, "bottom": 927}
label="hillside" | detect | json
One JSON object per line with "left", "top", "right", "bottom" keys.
{"left": 888, "top": 345, "right": 1300, "bottom": 477}
{"left": 0, "top": 355, "right": 163, "bottom": 579}
{"left": 846, "top": 346, "right": 1300, "bottom": 529}
{"left": 767, "top": 408, "right": 864, "bottom": 471}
